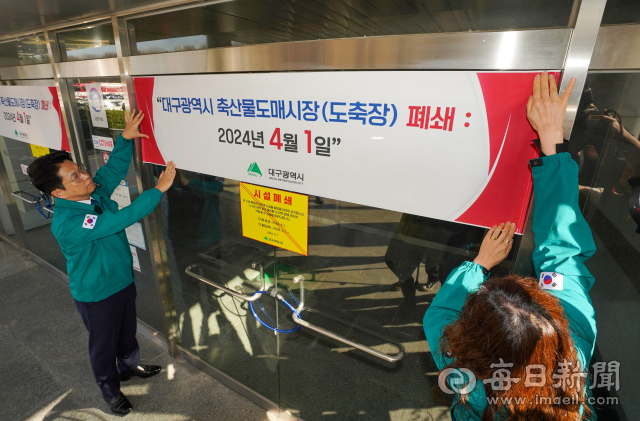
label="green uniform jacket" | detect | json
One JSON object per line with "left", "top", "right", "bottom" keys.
{"left": 51, "top": 134, "right": 163, "bottom": 302}
{"left": 423, "top": 152, "right": 597, "bottom": 420}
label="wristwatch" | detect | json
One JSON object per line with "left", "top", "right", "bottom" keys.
{"left": 531, "top": 138, "right": 570, "bottom": 157}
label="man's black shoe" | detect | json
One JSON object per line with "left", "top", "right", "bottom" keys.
{"left": 120, "top": 365, "right": 162, "bottom": 381}
{"left": 103, "top": 392, "right": 132, "bottom": 417}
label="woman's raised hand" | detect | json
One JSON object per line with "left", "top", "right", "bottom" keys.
{"left": 526, "top": 72, "right": 576, "bottom": 156}
{"left": 473, "top": 222, "right": 516, "bottom": 271}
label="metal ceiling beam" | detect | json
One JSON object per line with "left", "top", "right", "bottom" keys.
{"left": 0, "top": 0, "right": 203, "bottom": 43}
{"left": 126, "top": 28, "right": 572, "bottom": 74}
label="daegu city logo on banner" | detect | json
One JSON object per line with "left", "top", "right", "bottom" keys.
{"left": 247, "top": 162, "right": 262, "bottom": 177}
{"left": 83, "top": 214, "right": 98, "bottom": 229}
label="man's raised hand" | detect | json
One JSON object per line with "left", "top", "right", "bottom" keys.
{"left": 122, "top": 109, "right": 150, "bottom": 140}
{"left": 155, "top": 161, "right": 176, "bottom": 193}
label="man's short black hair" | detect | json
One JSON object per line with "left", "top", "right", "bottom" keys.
{"left": 27, "top": 150, "right": 72, "bottom": 194}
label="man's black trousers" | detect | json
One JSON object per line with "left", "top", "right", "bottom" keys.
{"left": 75, "top": 281, "right": 141, "bottom": 399}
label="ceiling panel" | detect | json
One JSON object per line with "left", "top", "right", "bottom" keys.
{"left": 0, "top": 0, "right": 170, "bottom": 38}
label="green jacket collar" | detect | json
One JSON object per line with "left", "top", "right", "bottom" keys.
{"left": 54, "top": 197, "right": 96, "bottom": 212}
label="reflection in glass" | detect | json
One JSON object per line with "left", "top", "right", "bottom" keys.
{"left": 568, "top": 73, "right": 640, "bottom": 419}
{"left": 274, "top": 199, "right": 514, "bottom": 419}
{"left": 57, "top": 24, "right": 116, "bottom": 61}
{"left": 0, "top": 135, "right": 66, "bottom": 271}
{"left": 154, "top": 173, "right": 279, "bottom": 402}
{"left": 130, "top": 0, "right": 577, "bottom": 55}
{"left": 0, "top": 36, "right": 49, "bottom": 67}
{"left": 153, "top": 165, "right": 518, "bottom": 419}
{"left": 601, "top": 0, "right": 640, "bottom": 25}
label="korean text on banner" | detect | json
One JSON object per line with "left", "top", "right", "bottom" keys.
{"left": 0, "top": 85, "right": 69, "bottom": 152}
{"left": 86, "top": 83, "right": 109, "bottom": 128}
{"left": 134, "top": 72, "right": 556, "bottom": 234}
{"left": 240, "top": 182, "right": 308, "bottom": 256}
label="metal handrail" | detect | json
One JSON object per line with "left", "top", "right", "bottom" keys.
{"left": 291, "top": 275, "right": 404, "bottom": 363}
{"left": 12, "top": 191, "right": 36, "bottom": 204}
{"left": 292, "top": 311, "right": 405, "bottom": 363}
{"left": 186, "top": 265, "right": 405, "bottom": 362}
{"left": 12, "top": 191, "right": 54, "bottom": 213}
{"left": 185, "top": 263, "right": 266, "bottom": 301}
{"left": 292, "top": 275, "right": 305, "bottom": 312}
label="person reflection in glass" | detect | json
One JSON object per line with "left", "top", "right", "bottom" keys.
{"left": 385, "top": 214, "right": 484, "bottom": 310}
{"left": 156, "top": 168, "right": 224, "bottom": 342}
{"left": 570, "top": 82, "right": 640, "bottom": 214}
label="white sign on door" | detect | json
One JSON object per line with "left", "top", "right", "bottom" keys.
{"left": 86, "top": 83, "right": 109, "bottom": 128}
{"left": 92, "top": 135, "right": 114, "bottom": 151}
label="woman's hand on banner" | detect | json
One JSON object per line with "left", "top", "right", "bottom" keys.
{"left": 473, "top": 222, "right": 516, "bottom": 270}
{"left": 156, "top": 161, "right": 176, "bottom": 193}
{"left": 526, "top": 72, "right": 576, "bottom": 156}
{"left": 123, "top": 109, "right": 150, "bottom": 140}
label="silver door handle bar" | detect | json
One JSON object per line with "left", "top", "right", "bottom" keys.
{"left": 290, "top": 275, "right": 404, "bottom": 362}
{"left": 291, "top": 312, "right": 405, "bottom": 363}
{"left": 12, "top": 191, "right": 36, "bottom": 203}
{"left": 185, "top": 263, "right": 266, "bottom": 301}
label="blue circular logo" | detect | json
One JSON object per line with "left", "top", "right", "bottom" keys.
{"left": 543, "top": 275, "right": 552, "bottom": 285}
{"left": 88, "top": 88, "right": 102, "bottom": 113}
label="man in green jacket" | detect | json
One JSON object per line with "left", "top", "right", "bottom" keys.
{"left": 28, "top": 110, "right": 176, "bottom": 416}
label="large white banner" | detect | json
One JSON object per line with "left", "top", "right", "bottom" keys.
{"left": 135, "top": 72, "right": 550, "bottom": 233}
{"left": 0, "top": 85, "right": 68, "bottom": 151}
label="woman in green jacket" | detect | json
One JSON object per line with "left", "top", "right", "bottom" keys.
{"left": 424, "top": 72, "right": 597, "bottom": 420}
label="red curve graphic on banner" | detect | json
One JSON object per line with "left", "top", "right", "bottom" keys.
{"left": 48, "top": 87, "right": 69, "bottom": 152}
{"left": 133, "top": 78, "right": 166, "bottom": 165}
{"left": 455, "top": 72, "right": 560, "bottom": 234}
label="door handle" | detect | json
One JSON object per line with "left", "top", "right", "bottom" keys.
{"left": 12, "top": 191, "right": 36, "bottom": 204}
{"left": 290, "top": 275, "right": 404, "bottom": 363}
{"left": 187, "top": 266, "right": 405, "bottom": 362}
{"left": 185, "top": 263, "right": 266, "bottom": 301}
{"left": 291, "top": 310, "right": 405, "bottom": 363}
{"left": 12, "top": 191, "right": 54, "bottom": 214}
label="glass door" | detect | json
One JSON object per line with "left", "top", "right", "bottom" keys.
{"left": 568, "top": 72, "right": 640, "bottom": 419}
{"left": 0, "top": 80, "right": 67, "bottom": 271}
{"left": 150, "top": 171, "right": 280, "bottom": 404}
{"left": 272, "top": 198, "right": 518, "bottom": 420}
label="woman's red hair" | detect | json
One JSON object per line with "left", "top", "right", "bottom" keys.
{"left": 438, "top": 275, "right": 590, "bottom": 420}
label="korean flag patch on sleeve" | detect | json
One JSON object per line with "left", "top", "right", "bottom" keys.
{"left": 539, "top": 272, "right": 563, "bottom": 290}
{"left": 82, "top": 214, "right": 98, "bottom": 229}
